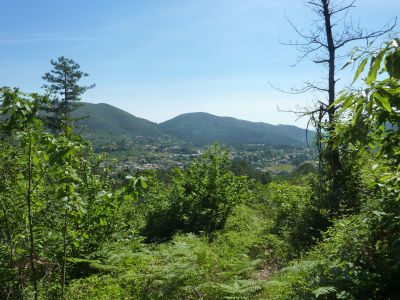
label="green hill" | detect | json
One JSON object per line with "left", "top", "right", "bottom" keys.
{"left": 73, "top": 104, "right": 310, "bottom": 148}
{"left": 159, "top": 112, "right": 309, "bottom": 147}
{"left": 73, "top": 103, "right": 163, "bottom": 147}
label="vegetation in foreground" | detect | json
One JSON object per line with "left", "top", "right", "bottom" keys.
{"left": 0, "top": 19, "right": 399, "bottom": 300}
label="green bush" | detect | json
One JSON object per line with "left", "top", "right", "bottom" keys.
{"left": 143, "top": 145, "right": 251, "bottom": 241}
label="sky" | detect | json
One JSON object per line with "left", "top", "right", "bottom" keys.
{"left": 0, "top": 0, "right": 398, "bottom": 127}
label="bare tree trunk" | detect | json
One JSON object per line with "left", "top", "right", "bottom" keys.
{"left": 283, "top": 0, "right": 395, "bottom": 212}
{"left": 322, "top": 0, "right": 342, "bottom": 210}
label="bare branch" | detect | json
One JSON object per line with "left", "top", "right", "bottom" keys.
{"left": 330, "top": 0, "right": 355, "bottom": 15}
{"left": 305, "top": 81, "right": 330, "bottom": 93}
{"left": 283, "top": 12, "right": 313, "bottom": 41}
{"left": 290, "top": 45, "right": 324, "bottom": 67}
{"left": 269, "top": 80, "right": 328, "bottom": 95}
{"left": 313, "top": 58, "right": 330, "bottom": 64}
{"left": 269, "top": 81, "right": 314, "bottom": 94}
{"left": 335, "top": 18, "right": 397, "bottom": 49}
{"left": 277, "top": 105, "right": 321, "bottom": 116}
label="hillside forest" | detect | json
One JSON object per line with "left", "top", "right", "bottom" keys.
{"left": 1, "top": 2, "right": 400, "bottom": 300}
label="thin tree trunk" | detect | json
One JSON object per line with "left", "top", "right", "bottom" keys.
{"left": 61, "top": 208, "right": 68, "bottom": 299}
{"left": 1, "top": 201, "right": 13, "bottom": 264}
{"left": 64, "top": 75, "right": 68, "bottom": 134}
{"left": 27, "top": 131, "right": 38, "bottom": 300}
{"left": 322, "top": 0, "right": 342, "bottom": 210}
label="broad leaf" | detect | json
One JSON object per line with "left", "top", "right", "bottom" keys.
{"left": 373, "top": 91, "right": 392, "bottom": 112}
{"left": 352, "top": 57, "right": 368, "bottom": 84}
{"left": 366, "top": 51, "right": 385, "bottom": 85}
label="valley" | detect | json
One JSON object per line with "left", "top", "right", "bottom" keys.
{"left": 74, "top": 102, "right": 315, "bottom": 175}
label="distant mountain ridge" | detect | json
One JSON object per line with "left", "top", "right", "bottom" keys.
{"left": 159, "top": 112, "right": 308, "bottom": 147}
{"left": 74, "top": 103, "right": 310, "bottom": 148}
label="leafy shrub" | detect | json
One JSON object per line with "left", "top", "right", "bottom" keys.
{"left": 143, "top": 145, "right": 251, "bottom": 241}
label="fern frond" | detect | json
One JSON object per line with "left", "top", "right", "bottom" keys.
{"left": 313, "top": 286, "right": 337, "bottom": 298}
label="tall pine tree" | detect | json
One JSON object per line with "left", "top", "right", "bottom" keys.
{"left": 42, "top": 56, "right": 95, "bottom": 134}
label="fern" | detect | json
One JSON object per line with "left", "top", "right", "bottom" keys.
{"left": 313, "top": 286, "right": 337, "bottom": 298}
{"left": 67, "top": 257, "right": 118, "bottom": 272}
{"left": 216, "top": 279, "right": 262, "bottom": 300}
{"left": 281, "top": 260, "right": 321, "bottom": 273}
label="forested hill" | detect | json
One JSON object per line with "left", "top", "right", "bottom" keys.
{"left": 74, "top": 104, "right": 310, "bottom": 147}
{"left": 73, "top": 102, "right": 163, "bottom": 146}
{"left": 160, "top": 112, "right": 308, "bottom": 146}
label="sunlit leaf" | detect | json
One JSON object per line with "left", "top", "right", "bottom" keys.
{"left": 374, "top": 91, "right": 392, "bottom": 112}
{"left": 366, "top": 51, "right": 385, "bottom": 85}
{"left": 353, "top": 57, "right": 368, "bottom": 84}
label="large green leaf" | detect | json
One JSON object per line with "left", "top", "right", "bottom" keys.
{"left": 366, "top": 50, "right": 385, "bottom": 85}
{"left": 338, "top": 94, "right": 356, "bottom": 114}
{"left": 352, "top": 57, "right": 368, "bottom": 84}
{"left": 374, "top": 91, "right": 392, "bottom": 112}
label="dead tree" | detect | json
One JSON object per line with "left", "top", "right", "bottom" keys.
{"left": 284, "top": 0, "right": 396, "bottom": 211}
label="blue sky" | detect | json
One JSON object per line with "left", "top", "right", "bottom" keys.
{"left": 0, "top": 0, "right": 398, "bottom": 127}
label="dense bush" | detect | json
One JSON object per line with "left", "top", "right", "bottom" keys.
{"left": 143, "top": 145, "right": 251, "bottom": 241}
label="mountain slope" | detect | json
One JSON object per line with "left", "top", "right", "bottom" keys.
{"left": 73, "top": 103, "right": 163, "bottom": 146}
{"left": 160, "top": 112, "right": 309, "bottom": 147}
{"left": 72, "top": 104, "right": 310, "bottom": 148}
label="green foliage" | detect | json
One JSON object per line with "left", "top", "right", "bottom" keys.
{"left": 66, "top": 202, "right": 270, "bottom": 300}
{"left": 216, "top": 280, "right": 263, "bottom": 299}
{"left": 230, "top": 158, "right": 272, "bottom": 184}
{"left": 265, "top": 38, "right": 400, "bottom": 300}
{"left": 65, "top": 275, "right": 125, "bottom": 299}
{"left": 312, "top": 286, "right": 337, "bottom": 298}
{"left": 0, "top": 87, "right": 144, "bottom": 298}
{"left": 2, "top": 39, "right": 399, "bottom": 299}
{"left": 337, "top": 38, "right": 400, "bottom": 166}
{"left": 265, "top": 197, "right": 400, "bottom": 299}
{"left": 42, "top": 56, "right": 95, "bottom": 132}
{"left": 294, "top": 161, "right": 317, "bottom": 175}
{"left": 143, "top": 145, "right": 251, "bottom": 241}
{"left": 255, "top": 180, "right": 324, "bottom": 255}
